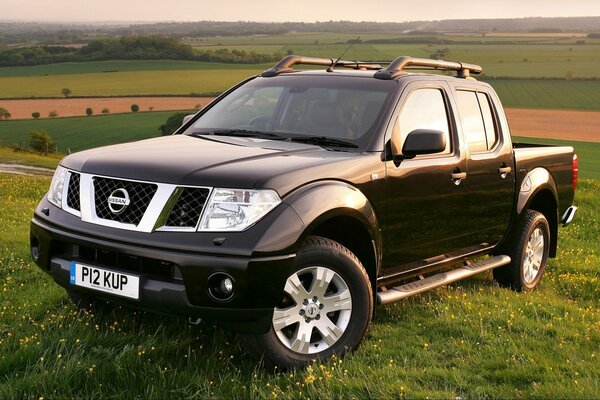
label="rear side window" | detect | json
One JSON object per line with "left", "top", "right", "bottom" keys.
{"left": 455, "top": 90, "right": 498, "bottom": 153}
{"left": 397, "top": 88, "right": 451, "bottom": 154}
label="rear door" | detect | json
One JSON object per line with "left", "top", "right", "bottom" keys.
{"left": 452, "top": 85, "right": 515, "bottom": 245}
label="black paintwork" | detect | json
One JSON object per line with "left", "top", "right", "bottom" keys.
{"left": 31, "top": 66, "right": 576, "bottom": 332}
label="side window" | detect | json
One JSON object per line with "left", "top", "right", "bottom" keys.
{"left": 397, "top": 88, "right": 451, "bottom": 154}
{"left": 477, "top": 92, "right": 499, "bottom": 150}
{"left": 456, "top": 90, "right": 498, "bottom": 153}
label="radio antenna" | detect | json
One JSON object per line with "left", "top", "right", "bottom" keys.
{"left": 327, "top": 36, "right": 360, "bottom": 72}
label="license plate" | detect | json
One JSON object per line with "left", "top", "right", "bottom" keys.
{"left": 69, "top": 262, "right": 140, "bottom": 300}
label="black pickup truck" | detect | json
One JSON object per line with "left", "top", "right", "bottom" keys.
{"left": 30, "top": 55, "right": 578, "bottom": 368}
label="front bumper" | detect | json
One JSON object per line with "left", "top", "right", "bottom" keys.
{"left": 30, "top": 211, "right": 298, "bottom": 333}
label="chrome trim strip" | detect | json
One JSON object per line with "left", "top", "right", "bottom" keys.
{"left": 62, "top": 171, "right": 82, "bottom": 218}
{"left": 249, "top": 254, "right": 296, "bottom": 262}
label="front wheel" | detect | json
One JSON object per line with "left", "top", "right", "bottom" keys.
{"left": 493, "top": 210, "right": 550, "bottom": 291}
{"left": 246, "top": 236, "right": 373, "bottom": 369}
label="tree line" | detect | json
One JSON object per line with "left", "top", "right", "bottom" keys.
{"left": 0, "top": 35, "right": 281, "bottom": 67}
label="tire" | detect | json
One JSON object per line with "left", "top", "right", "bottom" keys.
{"left": 246, "top": 236, "right": 373, "bottom": 369}
{"left": 493, "top": 210, "right": 550, "bottom": 292}
{"left": 67, "top": 289, "right": 113, "bottom": 313}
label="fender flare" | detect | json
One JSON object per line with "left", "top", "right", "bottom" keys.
{"left": 255, "top": 180, "right": 382, "bottom": 273}
{"left": 517, "top": 167, "right": 558, "bottom": 215}
{"left": 514, "top": 167, "right": 559, "bottom": 256}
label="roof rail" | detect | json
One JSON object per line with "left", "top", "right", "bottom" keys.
{"left": 261, "top": 55, "right": 382, "bottom": 77}
{"left": 373, "top": 56, "right": 482, "bottom": 80}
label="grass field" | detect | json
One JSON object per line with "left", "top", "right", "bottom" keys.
{"left": 0, "top": 60, "right": 272, "bottom": 78}
{"left": 1, "top": 64, "right": 600, "bottom": 110}
{"left": 0, "top": 171, "right": 598, "bottom": 398}
{"left": 0, "top": 69, "right": 255, "bottom": 99}
{"left": 0, "top": 31, "right": 600, "bottom": 110}
{"left": 0, "top": 111, "right": 192, "bottom": 152}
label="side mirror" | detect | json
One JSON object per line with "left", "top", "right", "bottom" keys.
{"left": 182, "top": 114, "right": 195, "bottom": 125}
{"left": 402, "top": 129, "right": 446, "bottom": 157}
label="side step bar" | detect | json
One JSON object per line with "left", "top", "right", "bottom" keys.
{"left": 377, "top": 255, "right": 511, "bottom": 305}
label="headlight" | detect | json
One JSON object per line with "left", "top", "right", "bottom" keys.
{"left": 199, "top": 188, "right": 281, "bottom": 231}
{"left": 47, "top": 165, "right": 68, "bottom": 208}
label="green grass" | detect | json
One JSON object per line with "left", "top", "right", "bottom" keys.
{"left": 489, "top": 80, "right": 600, "bottom": 110}
{"left": 0, "top": 60, "right": 272, "bottom": 78}
{"left": 0, "top": 147, "right": 60, "bottom": 169}
{"left": 0, "top": 69, "right": 258, "bottom": 98}
{"left": 1, "top": 173, "right": 599, "bottom": 398}
{"left": 0, "top": 111, "right": 192, "bottom": 152}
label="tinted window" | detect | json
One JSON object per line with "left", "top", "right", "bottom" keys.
{"left": 456, "top": 90, "right": 498, "bottom": 153}
{"left": 477, "top": 92, "right": 498, "bottom": 150}
{"left": 456, "top": 90, "right": 487, "bottom": 153}
{"left": 397, "top": 88, "right": 451, "bottom": 154}
{"left": 185, "top": 75, "right": 395, "bottom": 147}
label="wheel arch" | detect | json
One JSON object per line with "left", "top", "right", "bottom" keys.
{"left": 516, "top": 168, "right": 559, "bottom": 257}
{"left": 283, "top": 181, "right": 382, "bottom": 296}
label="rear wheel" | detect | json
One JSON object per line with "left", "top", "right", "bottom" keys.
{"left": 493, "top": 210, "right": 550, "bottom": 291}
{"left": 246, "top": 236, "right": 373, "bottom": 369}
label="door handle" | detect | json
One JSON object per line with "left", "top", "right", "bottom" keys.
{"left": 451, "top": 169, "right": 467, "bottom": 185}
{"left": 498, "top": 164, "right": 512, "bottom": 178}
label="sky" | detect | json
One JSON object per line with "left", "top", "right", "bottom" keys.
{"left": 3, "top": 0, "right": 600, "bottom": 23}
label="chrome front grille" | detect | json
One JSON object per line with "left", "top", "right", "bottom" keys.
{"left": 93, "top": 177, "right": 158, "bottom": 225}
{"left": 61, "top": 171, "right": 211, "bottom": 232}
{"left": 164, "top": 187, "right": 210, "bottom": 228}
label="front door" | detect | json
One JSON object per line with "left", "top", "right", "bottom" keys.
{"left": 383, "top": 82, "right": 478, "bottom": 272}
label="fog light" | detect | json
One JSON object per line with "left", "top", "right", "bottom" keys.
{"left": 31, "top": 236, "right": 40, "bottom": 262}
{"left": 207, "top": 273, "right": 235, "bottom": 302}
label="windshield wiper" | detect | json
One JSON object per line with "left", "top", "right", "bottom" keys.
{"left": 192, "top": 129, "right": 286, "bottom": 140}
{"left": 289, "top": 136, "right": 358, "bottom": 148}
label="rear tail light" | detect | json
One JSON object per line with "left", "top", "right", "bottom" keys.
{"left": 572, "top": 154, "right": 578, "bottom": 191}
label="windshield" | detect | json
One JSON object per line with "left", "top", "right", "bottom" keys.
{"left": 183, "top": 75, "right": 396, "bottom": 148}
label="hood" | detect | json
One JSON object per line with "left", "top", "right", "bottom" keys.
{"left": 61, "top": 135, "right": 374, "bottom": 195}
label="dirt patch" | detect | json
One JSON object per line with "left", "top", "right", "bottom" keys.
{"left": 0, "top": 97, "right": 215, "bottom": 119}
{"left": 505, "top": 108, "right": 600, "bottom": 143}
{"left": 0, "top": 163, "right": 54, "bottom": 176}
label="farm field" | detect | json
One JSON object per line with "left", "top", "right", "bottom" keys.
{"left": 0, "top": 69, "right": 255, "bottom": 99}
{"left": 505, "top": 108, "right": 600, "bottom": 142}
{"left": 0, "top": 111, "right": 189, "bottom": 152}
{"left": 0, "top": 170, "right": 598, "bottom": 398}
{"left": 0, "top": 97, "right": 213, "bottom": 120}
{"left": 1, "top": 69, "right": 600, "bottom": 110}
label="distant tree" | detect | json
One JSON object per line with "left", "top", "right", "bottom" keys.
{"left": 286, "top": 49, "right": 294, "bottom": 55}
{"left": 31, "top": 112, "right": 40, "bottom": 119}
{"left": 131, "top": 104, "right": 139, "bottom": 112}
{"left": 48, "top": 111, "right": 58, "bottom": 118}
{"left": 0, "top": 107, "right": 11, "bottom": 120}
{"left": 101, "top": 108, "right": 110, "bottom": 114}
{"left": 61, "top": 88, "right": 72, "bottom": 97}
{"left": 86, "top": 107, "right": 93, "bottom": 116}
{"left": 159, "top": 112, "right": 188, "bottom": 136}
{"left": 29, "top": 130, "right": 56, "bottom": 155}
